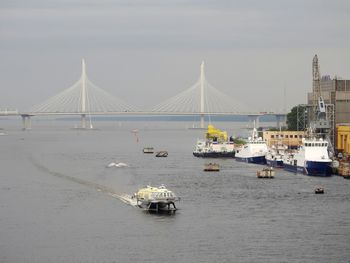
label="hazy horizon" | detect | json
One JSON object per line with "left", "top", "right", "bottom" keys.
{"left": 1, "top": 0, "right": 349, "bottom": 112}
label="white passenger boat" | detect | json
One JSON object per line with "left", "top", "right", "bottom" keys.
{"left": 283, "top": 137, "right": 332, "bottom": 176}
{"left": 134, "top": 185, "right": 179, "bottom": 212}
{"left": 235, "top": 128, "right": 267, "bottom": 164}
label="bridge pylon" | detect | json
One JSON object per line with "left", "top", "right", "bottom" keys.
{"left": 200, "top": 61, "right": 205, "bottom": 128}
{"left": 78, "top": 59, "right": 93, "bottom": 129}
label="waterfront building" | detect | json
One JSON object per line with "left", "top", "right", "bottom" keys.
{"left": 336, "top": 125, "right": 350, "bottom": 155}
{"left": 263, "top": 131, "right": 305, "bottom": 149}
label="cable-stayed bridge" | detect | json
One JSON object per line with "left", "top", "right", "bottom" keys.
{"left": 1, "top": 60, "right": 286, "bottom": 129}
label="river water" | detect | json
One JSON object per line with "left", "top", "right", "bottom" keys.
{"left": 0, "top": 120, "right": 349, "bottom": 263}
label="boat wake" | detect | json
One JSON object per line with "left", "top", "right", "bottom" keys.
{"left": 106, "top": 162, "right": 128, "bottom": 168}
{"left": 29, "top": 156, "right": 138, "bottom": 208}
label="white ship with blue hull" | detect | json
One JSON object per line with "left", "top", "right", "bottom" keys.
{"left": 265, "top": 143, "right": 287, "bottom": 168}
{"left": 235, "top": 128, "right": 268, "bottom": 165}
{"left": 266, "top": 153, "right": 284, "bottom": 168}
{"left": 283, "top": 137, "right": 332, "bottom": 176}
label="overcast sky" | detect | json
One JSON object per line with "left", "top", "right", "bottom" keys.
{"left": 0, "top": 0, "right": 349, "bottom": 113}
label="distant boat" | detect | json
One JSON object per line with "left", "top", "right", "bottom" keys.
{"left": 155, "top": 151, "right": 168, "bottom": 157}
{"left": 203, "top": 163, "right": 220, "bottom": 172}
{"left": 256, "top": 167, "right": 275, "bottom": 178}
{"left": 314, "top": 187, "right": 324, "bottom": 194}
{"left": 143, "top": 147, "right": 154, "bottom": 154}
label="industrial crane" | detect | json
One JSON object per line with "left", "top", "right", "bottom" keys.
{"left": 311, "top": 54, "right": 334, "bottom": 154}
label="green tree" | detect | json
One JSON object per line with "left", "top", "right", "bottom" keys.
{"left": 287, "top": 105, "right": 306, "bottom": 131}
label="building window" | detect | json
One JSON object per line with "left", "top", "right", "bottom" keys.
{"left": 271, "top": 135, "right": 274, "bottom": 138}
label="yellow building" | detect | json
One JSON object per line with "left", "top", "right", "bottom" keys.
{"left": 263, "top": 131, "right": 305, "bottom": 148}
{"left": 336, "top": 125, "right": 350, "bottom": 154}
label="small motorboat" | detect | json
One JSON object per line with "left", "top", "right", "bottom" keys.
{"left": 155, "top": 151, "right": 168, "bottom": 157}
{"left": 257, "top": 167, "right": 275, "bottom": 178}
{"left": 143, "top": 147, "right": 154, "bottom": 154}
{"left": 204, "top": 163, "right": 220, "bottom": 172}
{"left": 314, "top": 187, "right": 324, "bottom": 194}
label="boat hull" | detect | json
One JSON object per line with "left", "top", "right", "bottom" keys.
{"left": 266, "top": 159, "right": 284, "bottom": 168}
{"left": 193, "top": 152, "right": 235, "bottom": 158}
{"left": 138, "top": 201, "right": 177, "bottom": 212}
{"left": 283, "top": 161, "right": 332, "bottom": 176}
{"left": 235, "top": 155, "right": 266, "bottom": 164}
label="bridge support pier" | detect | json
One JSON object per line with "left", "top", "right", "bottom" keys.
{"left": 200, "top": 114, "right": 205, "bottom": 129}
{"left": 248, "top": 115, "right": 260, "bottom": 128}
{"left": 21, "top": 115, "right": 32, "bottom": 130}
{"left": 81, "top": 114, "right": 87, "bottom": 129}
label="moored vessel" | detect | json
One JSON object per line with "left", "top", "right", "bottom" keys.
{"left": 265, "top": 140, "right": 287, "bottom": 168}
{"left": 235, "top": 127, "right": 267, "bottom": 164}
{"left": 193, "top": 124, "right": 235, "bottom": 158}
{"left": 283, "top": 137, "right": 332, "bottom": 176}
{"left": 134, "top": 185, "right": 179, "bottom": 212}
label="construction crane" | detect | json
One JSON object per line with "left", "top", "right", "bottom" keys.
{"left": 311, "top": 54, "right": 334, "bottom": 154}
